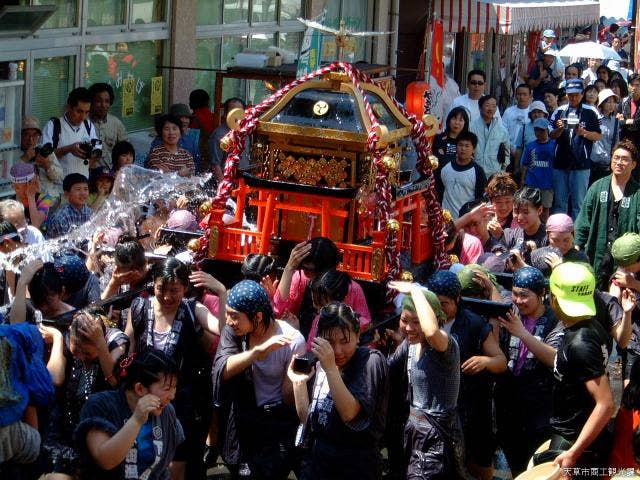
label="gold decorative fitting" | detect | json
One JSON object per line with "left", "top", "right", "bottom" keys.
{"left": 442, "top": 210, "right": 453, "bottom": 223}
{"left": 208, "top": 226, "right": 219, "bottom": 258}
{"left": 382, "top": 155, "right": 397, "bottom": 173}
{"left": 449, "top": 254, "right": 460, "bottom": 264}
{"left": 421, "top": 114, "right": 439, "bottom": 135}
{"left": 371, "top": 248, "right": 384, "bottom": 281}
{"left": 312, "top": 100, "right": 330, "bottom": 116}
{"left": 187, "top": 238, "right": 201, "bottom": 252}
{"left": 429, "top": 155, "right": 439, "bottom": 170}
{"left": 219, "top": 132, "right": 234, "bottom": 152}
{"left": 400, "top": 271, "right": 414, "bottom": 282}
{"left": 226, "top": 108, "right": 245, "bottom": 131}
{"left": 199, "top": 200, "right": 212, "bottom": 216}
{"left": 386, "top": 219, "right": 400, "bottom": 233}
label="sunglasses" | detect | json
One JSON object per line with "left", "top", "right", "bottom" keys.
{"left": 469, "top": 80, "right": 485, "bottom": 86}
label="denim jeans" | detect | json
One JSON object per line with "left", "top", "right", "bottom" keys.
{"left": 552, "top": 168, "right": 590, "bottom": 219}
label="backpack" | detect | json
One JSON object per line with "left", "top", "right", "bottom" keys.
{"left": 49, "top": 117, "right": 92, "bottom": 149}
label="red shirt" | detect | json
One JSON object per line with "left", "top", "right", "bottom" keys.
{"left": 191, "top": 107, "right": 216, "bottom": 136}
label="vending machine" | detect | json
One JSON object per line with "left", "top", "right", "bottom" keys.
{"left": 0, "top": 79, "right": 23, "bottom": 198}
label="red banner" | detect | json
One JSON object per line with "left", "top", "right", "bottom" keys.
{"left": 431, "top": 19, "right": 444, "bottom": 88}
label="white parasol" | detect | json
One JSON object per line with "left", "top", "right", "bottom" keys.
{"left": 557, "top": 41, "right": 622, "bottom": 61}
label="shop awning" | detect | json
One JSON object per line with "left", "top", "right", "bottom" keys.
{"left": 434, "top": 0, "right": 601, "bottom": 34}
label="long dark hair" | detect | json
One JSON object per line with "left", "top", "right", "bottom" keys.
{"left": 311, "top": 269, "right": 351, "bottom": 307}
{"left": 443, "top": 107, "right": 470, "bottom": 137}
{"left": 152, "top": 257, "right": 190, "bottom": 288}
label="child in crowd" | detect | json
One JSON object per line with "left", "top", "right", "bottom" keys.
{"left": 436, "top": 130, "right": 487, "bottom": 220}
{"left": 521, "top": 117, "right": 555, "bottom": 220}
{"left": 88, "top": 166, "right": 115, "bottom": 212}
{"left": 47, "top": 173, "right": 93, "bottom": 239}
{"left": 111, "top": 140, "right": 135, "bottom": 173}
{"left": 432, "top": 107, "right": 470, "bottom": 167}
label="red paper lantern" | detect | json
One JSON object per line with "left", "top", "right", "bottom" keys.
{"left": 405, "top": 81, "right": 430, "bottom": 118}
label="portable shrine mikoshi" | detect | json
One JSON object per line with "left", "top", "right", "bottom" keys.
{"left": 197, "top": 62, "right": 448, "bottom": 296}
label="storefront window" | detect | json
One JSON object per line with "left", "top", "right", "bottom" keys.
{"left": 280, "top": 0, "right": 302, "bottom": 20}
{"left": 224, "top": 0, "right": 249, "bottom": 24}
{"left": 87, "top": 0, "right": 126, "bottom": 26}
{"left": 194, "top": 37, "right": 222, "bottom": 96}
{"left": 131, "top": 0, "right": 165, "bottom": 24}
{"left": 279, "top": 31, "right": 301, "bottom": 58}
{"left": 222, "top": 35, "right": 247, "bottom": 101}
{"left": 32, "top": 55, "right": 75, "bottom": 122}
{"left": 86, "top": 40, "right": 163, "bottom": 131}
{"left": 322, "top": 0, "right": 368, "bottom": 62}
{"left": 252, "top": 0, "right": 277, "bottom": 23}
{"left": 248, "top": 33, "right": 276, "bottom": 104}
{"left": 467, "top": 33, "right": 487, "bottom": 73}
{"left": 196, "top": 0, "right": 222, "bottom": 26}
{"left": 33, "top": 0, "right": 78, "bottom": 29}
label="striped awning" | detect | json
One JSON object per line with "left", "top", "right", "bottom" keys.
{"left": 434, "top": 0, "right": 601, "bottom": 34}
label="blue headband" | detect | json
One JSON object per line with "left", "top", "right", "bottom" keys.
{"left": 227, "top": 280, "right": 272, "bottom": 317}
{"left": 513, "top": 266, "right": 546, "bottom": 294}
{"left": 427, "top": 270, "right": 462, "bottom": 299}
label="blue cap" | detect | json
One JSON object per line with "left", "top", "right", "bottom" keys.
{"left": 543, "top": 29, "right": 556, "bottom": 38}
{"left": 533, "top": 117, "right": 550, "bottom": 130}
{"left": 565, "top": 79, "right": 584, "bottom": 94}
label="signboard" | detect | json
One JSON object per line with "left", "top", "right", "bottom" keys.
{"left": 150, "top": 76, "right": 163, "bottom": 115}
{"left": 297, "top": 10, "right": 326, "bottom": 78}
{"left": 122, "top": 78, "right": 135, "bottom": 118}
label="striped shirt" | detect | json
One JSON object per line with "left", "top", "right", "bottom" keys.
{"left": 146, "top": 145, "right": 195, "bottom": 176}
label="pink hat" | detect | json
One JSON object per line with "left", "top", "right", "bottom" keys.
{"left": 10, "top": 162, "right": 35, "bottom": 184}
{"left": 166, "top": 209, "right": 198, "bottom": 231}
{"left": 546, "top": 214, "right": 573, "bottom": 233}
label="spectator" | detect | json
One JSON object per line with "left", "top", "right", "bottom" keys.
{"left": 528, "top": 51, "right": 561, "bottom": 101}
{"left": 110, "top": 140, "right": 135, "bottom": 173}
{"left": 209, "top": 97, "right": 249, "bottom": 183}
{"left": 596, "top": 65, "right": 612, "bottom": 86}
{"left": 582, "top": 58, "right": 601, "bottom": 85}
{"left": 146, "top": 114, "right": 195, "bottom": 177}
{"left": 502, "top": 84, "right": 532, "bottom": 174}
{"left": 448, "top": 70, "right": 500, "bottom": 123}
{"left": 212, "top": 280, "right": 305, "bottom": 479}
{"left": 620, "top": 73, "right": 640, "bottom": 151}
{"left": 583, "top": 84, "right": 600, "bottom": 108}
{"left": 88, "top": 82, "right": 128, "bottom": 170}
{"left": 548, "top": 263, "right": 615, "bottom": 472}
{"left": 17, "top": 115, "right": 63, "bottom": 205}
{"left": 436, "top": 130, "right": 486, "bottom": 219}
{"left": 432, "top": 106, "right": 470, "bottom": 167}
{"left": 42, "top": 87, "right": 99, "bottom": 178}
{"left": 88, "top": 166, "right": 115, "bottom": 212}
{"left": 10, "top": 162, "right": 53, "bottom": 230}
{"left": 521, "top": 117, "right": 555, "bottom": 219}
{"left": 611, "top": 36, "right": 629, "bottom": 61}
{"left": 501, "top": 187, "right": 548, "bottom": 260}
{"left": 575, "top": 140, "right": 640, "bottom": 290}
{"left": 288, "top": 302, "right": 389, "bottom": 479}
{"left": 47, "top": 174, "right": 92, "bottom": 239}
{"left": 544, "top": 87, "right": 560, "bottom": 115}
{"left": 609, "top": 77, "right": 629, "bottom": 107}
{"left": 169, "top": 103, "right": 202, "bottom": 173}
{"left": 485, "top": 173, "right": 519, "bottom": 237}
{"left": 550, "top": 78, "right": 602, "bottom": 219}
{"left": 514, "top": 100, "right": 548, "bottom": 154}
{"left": 470, "top": 95, "right": 510, "bottom": 177}
{"left": 591, "top": 88, "right": 621, "bottom": 184}
{"left": 0, "top": 199, "right": 45, "bottom": 246}
{"left": 75, "top": 349, "right": 184, "bottom": 479}
{"left": 189, "top": 89, "right": 215, "bottom": 172}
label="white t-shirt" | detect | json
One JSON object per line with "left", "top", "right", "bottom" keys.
{"left": 502, "top": 105, "right": 530, "bottom": 149}
{"left": 42, "top": 114, "right": 98, "bottom": 178}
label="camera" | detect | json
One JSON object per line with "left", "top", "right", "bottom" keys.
{"left": 564, "top": 112, "right": 579, "bottom": 130}
{"left": 34, "top": 142, "right": 54, "bottom": 158}
{"left": 79, "top": 139, "right": 103, "bottom": 159}
{"left": 293, "top": 352, "right": 317, "bottom": 374}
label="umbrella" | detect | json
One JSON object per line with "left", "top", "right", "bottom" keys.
{"left": 557, "top": 41, "right": 622, "bottom": 60}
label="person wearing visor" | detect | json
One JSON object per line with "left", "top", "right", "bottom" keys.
{"left": 17, "top": 115, "right": 63, "bottom": 205}
{"left": 9, "top": 161, "right": 53, "bottom": 230}
{"left": 590, "top": 89, "right": 621, "bottom": 184}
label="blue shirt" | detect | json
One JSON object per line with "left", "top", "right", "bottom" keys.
{"left": 522, "top": 139, "right": 556, "bottom": 190}
{"left": 46, "top": 202, "right": 93, "bottom": 239}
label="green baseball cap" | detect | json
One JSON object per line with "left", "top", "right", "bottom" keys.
{"left": 549, "top": 262, "right": 596, "bottom": 317}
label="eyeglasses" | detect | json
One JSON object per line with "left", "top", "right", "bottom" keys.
{"left": 612, "top": 154, "right": 633, "bottom": 164}
{"left": 469, "top": 80, "right": 485, "bottom": 86}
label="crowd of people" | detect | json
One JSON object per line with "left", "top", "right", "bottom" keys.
{"left": 2, "top": 26, "right": 640, "bottom": 480}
